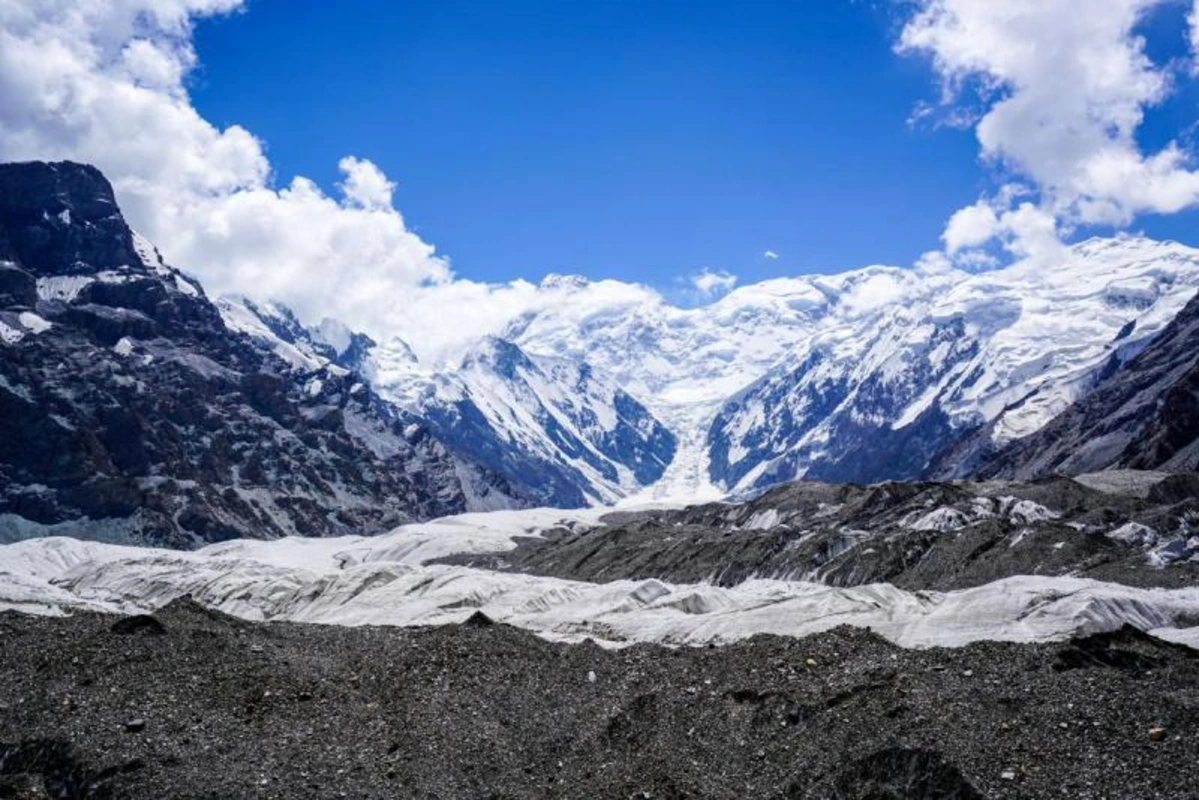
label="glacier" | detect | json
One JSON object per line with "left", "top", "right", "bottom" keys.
{"left": 5, "top": 508, "right": 1199, "bottom": 650}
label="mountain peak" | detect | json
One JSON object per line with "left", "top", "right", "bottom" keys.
{"left": 539, "top": 273, "right": 590, "bottom": 291}
{"left": 0, "top": 160, "right": 117, "bottom": 214}
{"left": 0, "top": 160, "right": 139, "bottom": 277}
{"left": 461, "top": 335, "right": 534, "bottom": 379}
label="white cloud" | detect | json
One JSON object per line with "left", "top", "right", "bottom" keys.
{"left": 0, "top": 1, "right": 685, "bottom": 365}
{"left": 900, "top": 0, "right": 1199, "bottom": 264}
{"left": 763, "top": 250, "right": 779, "bottom": 260}
{"left": 941, "top": 190, "right": 1066, "bottom": 268}
{"left": 337, "top": 156, "right": 395, "bottom": 209}
{"left": 394, "top": 277, "right": 664, "bottom": 363}
{"left": 942, "top": 201, "right": 999, "bottom": 254}
{"left": 0, "top": 0, "right": 449, "bottom": 341}
{"left": 691, "top": 269, "right": 738, "bottom": 297}
{"left": 1191, "top": 0, "right": 1199, "bottom": 74}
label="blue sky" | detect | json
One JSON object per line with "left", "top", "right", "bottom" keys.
{"left": 185, "top": 1, "right": 996, "bottom": 290}
{"left": 185, "top": 0, "right": 1199, "bottom": 292}
{"left": 8, "top": 0, "right": 1198, "bottom": 345}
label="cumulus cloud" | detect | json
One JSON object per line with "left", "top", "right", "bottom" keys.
{"left": 0, "top": 0, "right": 449, "bottom": 341}
{"left": 337, "top": 156, "right": 395, "bottom": 209}
{"left": 691, "top": 269, "right": 738, "bottom": 297}
{"left": 900, "top": 0, "right": 1199, "bottom": 265}
{"left": 763, "top": 250, "right": 779, "bottom": 260}
{"left": 0, "top": 1, "right": 689, "bottom": 365}
{"left": 941, "top": 188, "right": 1066, "bottom": 268}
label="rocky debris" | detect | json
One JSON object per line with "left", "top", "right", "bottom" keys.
{"left": 437, "top": 474, "right": 1199, "bottom": 591}
{"left": 1, "top": 608, "right": 1197, "bottom": 798}
{"left": 0, "top": 161, "right": 467, "bottom": 547}
{"left": 109, "top": 615, "right": 165, "bottom": 636}
{"left": 462, "top": 610, "right": 495, "bottom": 628}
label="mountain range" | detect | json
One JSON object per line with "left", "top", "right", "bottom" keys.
{"left": 3, "top": 160, "right": 1199, "bottom": 545}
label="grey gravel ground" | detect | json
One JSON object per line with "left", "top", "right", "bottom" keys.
{"left": 2, "top": 600, "right": 1198, "bottom": 799}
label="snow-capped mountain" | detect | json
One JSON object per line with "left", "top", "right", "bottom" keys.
{"left": 416, "top": 337, "right": 676, "bottom": 506}
{"left": 710, "top": 238, "right": 1199, "bottom": 490}
{"left": 502, "top": 274, "right": 848, "bottom": 500}
{"left": 227, "top": 235, "right": 1199, "bottom": 502}
{"left": 0, "top": 161, "right": 468, "bottom": 546}
{"left": 496, "top": 240, "right": 1199, "bottom": 495}
{"left": 8, "top": 160, "right": 1199, "bottom": 535}
{"left": 222, "top": 295, "right": 678, "bottom": 507}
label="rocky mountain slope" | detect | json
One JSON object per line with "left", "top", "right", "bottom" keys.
{"left": 704, "top": 240, "right": 1199, "bottom": 491}
{"left": 0, "top": 161, "right": 468, "bottom": 547}
{"left": 976, "top": 290, "right": 1199, "bottom": 479}
{"left": 442, "top": 471, "right": 1199, "bottom": 592}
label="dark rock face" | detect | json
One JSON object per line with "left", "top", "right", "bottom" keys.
{"left": 0, "top": 161, "right": 466, "bottom": 547}
{"left": 0, "top": 161, "right": 140, "bottom": 277}
{"left": 424, "top": 395, "right": 595, "bottom": 507}
{"left": 2, "top": 607, "right": 1197, "bottom": 799}
{"left": 978, "top": 291, "right": 1199, "bottom": 479}
{"left": 438, "top": 474, "right": 1199, "bottom": 591}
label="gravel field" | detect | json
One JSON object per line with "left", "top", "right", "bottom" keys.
{"left": 2, "top": 600, "right": 1197, "bottom": 799}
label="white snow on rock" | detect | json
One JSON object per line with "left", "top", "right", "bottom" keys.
{"left": 1106, "top": 522, "right": 1159, "bottom": 548}
{"left": 215, "top": 296, "right": 329, "bottom": 372}
{"left": 131, "top": 230, "right": 171, "bottom": 277}
{"left": 906, "top": 507, "right": 970, "bottom": 532}
{"left": 1004, "top": 498, "right": 1059, "bottom": 525}
{"left": 206, "top": 235, "right": 1199, "bottom": 504}
{"left": 2, "top": 509, "right": 1197, "bottom": 650}
{"left": 36, "top": 275, "right": 93, "bottom": 302}
{"left": 740, "top": 509, "right": 782, "bottom": 530}
{"left": 0, "top": 320, "right": 24, "bottom": 344}
{"left": 699, "top": 236, "right": 1199, "bottom": 492}
{"left": 17, "top": 312, "right": 51, "bottom": 334}
{"left": 173, "top": 274, "right": 200, "bottom": 297}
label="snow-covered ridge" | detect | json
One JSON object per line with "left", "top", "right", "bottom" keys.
{"left": 4, "top": 511, "right": 1199, "bottom": 650}
{"left": 703, "top": 237, "right": 1199, "bottom": 490}
{"left": 216, "top": 235, "right": 1199, "bottom": 503}
{"left": 466, "top": 236, "right": 1199, "bottom": 496}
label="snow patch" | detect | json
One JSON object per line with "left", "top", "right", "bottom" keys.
{"left": 907, "top": 507, "right": 970, "bottom": 532}
{"left": 17, "top": 312, "right": 51, "bottom": 334}
{"left": 0, "top": 321, "right": 24, "bottom": 344}
{"left": 36, "top": 275, "right": 93, "bottom": 302}
{"left": 1106, "top": 522, "right": 1159, "bottom": 548}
